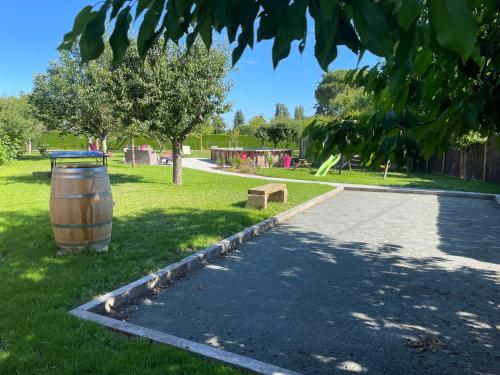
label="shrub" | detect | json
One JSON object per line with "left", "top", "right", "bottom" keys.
{"left": 0, "top": 136, "right": 22, "bottom": 165}
{"left": 215, "top": 158, "right": 225, "bottom": 168}
{"left": 265, "top": 153, "right": 274, "bottom": 168}
{"left": 37, "top": 143, "right": 50, "bottom": 156}
{"left": 239, "top": 158, "right": 256, "bottom": 174}
{"left": 229, "top": 156, "right": 241, "bottom": 170}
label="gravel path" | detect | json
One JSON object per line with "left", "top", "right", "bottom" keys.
{"left": 118, "top": 191, "right": 500, "bottom": 374}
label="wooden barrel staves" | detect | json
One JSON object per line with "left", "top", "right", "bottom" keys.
{"left": 50, "top": 166, "right": 113, "bottom": 254}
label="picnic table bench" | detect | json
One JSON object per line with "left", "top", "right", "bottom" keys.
{"left": 247, "top": 183, "right": 287, "bottom": 209}
{"left": 294, "top": 158, "right": 313, "bottom": 171}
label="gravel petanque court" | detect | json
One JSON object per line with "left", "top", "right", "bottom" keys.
{"left": 114, "top": 191, "right": 500, "bottom": 374}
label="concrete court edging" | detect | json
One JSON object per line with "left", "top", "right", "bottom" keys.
{"left": 74, "top": 186, "right": 344, "bottom": 315}
{"left": 69, "top": 184, "right": 498, "bottom": 374}
{"left": 69, "top": 187, "right": 344, "bottom": 375}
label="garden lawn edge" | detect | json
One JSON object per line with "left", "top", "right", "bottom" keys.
{"left": 74, "top": 187, "right": 343, "bottom": 315}
{"left": 70, "top": 187, "right": 342, "bottom": 374}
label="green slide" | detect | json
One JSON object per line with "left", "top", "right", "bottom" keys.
{"left": 314, "top": 154, "right": 341, "bottom": 177}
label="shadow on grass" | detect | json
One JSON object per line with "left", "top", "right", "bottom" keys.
{"left": 1, "top": 194, "right": 499, "bottom": 374}
{"left": 0, "top": 205, "right": 267, "bottom": 373}
{"left": 1, "top": 172, "right": 145, "bottom": 186}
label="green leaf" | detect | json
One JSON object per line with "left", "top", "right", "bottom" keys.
{"left": 271, "top": 0, "right": 308, "bottom": 68}
{"left": 389, "top": 26, "right": 415, "bottom": 96}
{"left": 428, "top": 0, "right": 477, "bottom": 62}
{"left": 110, "top": 6, "right": 132, "bottom": 64}
{"left": 352, "top": 0, "right": 393, "bottom": 58}
{"left": 110, "top": 0, "right": 127, "bottom": 20}
{"left": 337, "top": 13, "right": 362, "bottom": 55}
{"left": 393, "top": 81, "right": 409, "bottom": 112}
{"left": 233, "top": 22, "right": 254, "bottom": 66}
{"left": 310, "top": 3, "right": 340, "bottom": 70}
{"left": 318, "top": 0, "right": 339, "bottom": 21}
{"left": 79, "top": 8, "right": 107, "bottom": 63}
{"left": 137, "top": 0, "right": 164, "bottom": 57}
{"left": 413, "top": 48, "right": 433, "bottom": 74}
{"left": 58, "top": 5, "right": 95, "bottom": 51}
{"left": 397, "top": 0, "right": 422, "bottom": 31}
{"left": 136, "top": 0, "right": 154, "bottom": 18}
{"left": 197, "top": 8, "right": 214, "bottom": 50}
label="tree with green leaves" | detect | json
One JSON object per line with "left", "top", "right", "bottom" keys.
{"left": 146, "top": 41, "right": 231, "bottom": 185}
{"left": 294, "top": 105, "right": 305, "bottom": 120}
{"left": 30, "top": 48, "right": 117, "bottom": 153}
{"left": 233, "top": 109, "right": 245, "bottom": 131}
{"left": 211, "top": 116, "right": 227, "bottom": 134}
{"left": 253, "top": 124, "right": 268, "bottom": 147}
{"left": 267, "top": 119, "right": 299, "bottom": 148}
{"left": 248, "top": 114, "right": 266, "bottom": 133}
{"left": 315, "top": 70, "right": 371, "bottom": 117}
{"left": 274, "top": 103, "right": 290, "bottom": 119}
{"left": 111, "top": 43, "right": 154, "bottom": 167}
{"left": 61, "top": 0, "right": 499, "bottom": 165}
{"left": 0, "top": 95, "right": 41, "bottom": 163}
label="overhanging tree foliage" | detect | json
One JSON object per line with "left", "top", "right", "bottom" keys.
{"left": 61, "top": 0, "right": 499, "bottom": 162}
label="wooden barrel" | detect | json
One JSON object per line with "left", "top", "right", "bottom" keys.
{"left": 50, "top": 166, "right": 113, "bottom": 253}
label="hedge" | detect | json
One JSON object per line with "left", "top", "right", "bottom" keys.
{"left": 36, "top": 132, "right": 298, "bottom": 151}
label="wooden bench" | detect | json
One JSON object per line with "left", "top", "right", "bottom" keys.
{"left": 247, "top": 183, "right": 287, "bottom": 209}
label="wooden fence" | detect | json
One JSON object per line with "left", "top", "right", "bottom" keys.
{"left": 413, "top": 137, "right": 500, "bottom": 183}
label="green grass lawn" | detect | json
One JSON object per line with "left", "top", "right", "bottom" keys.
{"left": 255, "top": 167, "right": 500, "bottom": 194}
{"left": 0, "top": 154, "right": 331, "bottom": 374}
{"left": 185, "top": 149, "right": 211, "bottom": 158}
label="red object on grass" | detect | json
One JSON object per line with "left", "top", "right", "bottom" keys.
{"left": 283, "top": 155, "right": 292, "bottom": 168}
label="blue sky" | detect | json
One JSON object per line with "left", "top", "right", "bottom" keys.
{"left": 0, "top": 1, "right": 378, "bottom": 125}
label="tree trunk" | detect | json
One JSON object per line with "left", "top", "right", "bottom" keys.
{"left": 483, "top": 142, "right": 488, "bottom": 181}
{"left": 131, "top": 135, "right": 136, "bottom": 168}
{"left": 441, "top": 153, "right": 446, "bottom": 175}
{"left": 406, "top": 158, "right": 411, "bottom": 177}
{"left": 383, "top": 160, "right": 390, "bottom": 179}
{"left": 28, "top": 138, "right": 32, "bottom": 154}
{"left": 101, "top": 133, "right": 108, "bottom": 153}
{"left": 172, "top": 139, "right": 183, "bottom": 185}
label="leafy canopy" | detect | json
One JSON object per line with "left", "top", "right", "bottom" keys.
{"left": 61, "top": 0, "right": 497, "bottom": 164}
{"left": 30, "top": 47, "right": 118, "bottom": 151}
{"left": 61, "top": 0, "right": 479, "bottom": 73}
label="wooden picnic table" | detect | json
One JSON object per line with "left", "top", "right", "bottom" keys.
{"left": 293, "top": 158, "right": 313, "bottom": 171}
